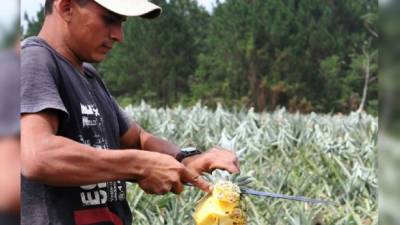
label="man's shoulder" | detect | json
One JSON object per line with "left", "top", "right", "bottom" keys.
{"left": 21, "top": 36, "right": 48, "bottom": 51}
{"left": 21, "top": 36, "right": 56, "bottom": 67}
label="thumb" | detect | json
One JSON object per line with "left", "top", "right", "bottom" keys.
{"left": 182, "top": 168, "right": 211, "bottom": 193}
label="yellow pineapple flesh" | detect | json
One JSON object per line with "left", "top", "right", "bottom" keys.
{"left": 194, "top": 181, "right": 246, "bottom": 225}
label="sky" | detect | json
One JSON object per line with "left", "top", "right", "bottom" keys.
{"left": 0, "top": 1, "right": 18, "bottom": 31}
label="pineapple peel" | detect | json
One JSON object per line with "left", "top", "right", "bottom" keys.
{"left": 212, "top": 181, "right": 241, "bottom": 203}
{"left": 194, "top": 181, "right": 246, "bottom": 225}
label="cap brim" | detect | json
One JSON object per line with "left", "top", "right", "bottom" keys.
{"left": 94, "top": 0, "right": 162, "bottom": 19}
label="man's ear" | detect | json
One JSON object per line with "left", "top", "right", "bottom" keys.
{"left": 54, "top": 0, "right": 74, "bottom": 23}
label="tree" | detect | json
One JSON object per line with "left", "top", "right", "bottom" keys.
{"left": 22, "top": 0, "right": 378, "bottom": 114}
{"left": 23, "top": 7, "right": 45, "bottom": 38}
{"left": 194, "top": 0, "right": 378, "bottom": 113}
{"left": 356, "top": 12, "right": 378, "bottom": 113}
{"left": 99, "top": 0, "right": 210, "bottom": 106}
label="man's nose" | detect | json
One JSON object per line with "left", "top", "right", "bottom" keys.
{"left": 110, "top": 24, "right": 124, "bottom": 43}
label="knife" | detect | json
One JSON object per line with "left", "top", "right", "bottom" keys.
{"left": 184, "top": 183, "right": 334, "bottom": 205}
{"left": 240, "top": 188, "right": 335, "bottom": 205}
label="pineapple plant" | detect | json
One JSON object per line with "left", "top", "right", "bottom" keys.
{"left": 125, "top": 102, "right": 377, "bottom": 225}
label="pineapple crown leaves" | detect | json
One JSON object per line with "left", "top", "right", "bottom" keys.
{"left": 202, "top": 169, "right": 256, "bottom": 190}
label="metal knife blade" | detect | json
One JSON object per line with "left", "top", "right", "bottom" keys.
{"left": 240, "top": 188, "right": 335, "bottom": 205}
{"left": 139, "top": 182, "right": 334, "bottom": 205}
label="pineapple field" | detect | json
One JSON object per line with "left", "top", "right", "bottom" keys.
{"left": 124, "top": 102, "right": 378, "bottom": 225}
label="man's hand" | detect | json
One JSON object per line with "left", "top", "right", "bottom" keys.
{"left": 181, "top": 146, "right": 240, "bottom": 176}
{"left": 137, "top": 152, "right": 211, "bottom": 195}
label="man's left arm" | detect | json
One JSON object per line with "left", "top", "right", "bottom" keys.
{"left": 120, "top": 122, "right": 180, "bottom": 158}
{"left": 120, "top": 123, "right": 240, "bottom": 175}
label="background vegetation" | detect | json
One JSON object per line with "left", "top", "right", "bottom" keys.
{"left": 124, "top": 102, "right": 377, "bottom": 225}
{"left": 23, "top": 0, "right": 378, "bottom": 114}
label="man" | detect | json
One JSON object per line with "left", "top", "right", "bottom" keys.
{"left": 21, "top": 0, "right": 240, "bottom": 224}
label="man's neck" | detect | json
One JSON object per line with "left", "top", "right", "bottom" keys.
{"left": 38, "top": 17, "right": 84, "bottom": 73}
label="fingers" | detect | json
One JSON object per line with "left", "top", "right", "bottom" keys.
{"left": 208, "top": 147, "right": 240, "bottom": 173}
{"left": 234, "top": 158, "right": 240, "bottom": 172}
{"left": 221, "top": 155, "right": 240, "bottom": 173}
{"left": 226, "top": 163, "right": 240, "bottom": 173}
{"left": 171, "top": 179, "right": 184, "bottom": 195}
{"left": 182, "top": 168, "right": 211, "bottom": 193}
{"left": 209, "top": 164, "right": 240, "bottom": 174}
{"left": 138, "top": 166, "right": 199, "bottom": 195}
{"left": 192, "top": 175, "right": 212, "bottom": 193}
{"left": 231, "top": 157, "right": 240, "bottom": 173}
{"left": 139, "top": 181, "right": 169, "bottom": 195}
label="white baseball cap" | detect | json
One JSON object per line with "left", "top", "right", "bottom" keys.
{"left": 93, "top": 0, "right": 162, "bottom": 19}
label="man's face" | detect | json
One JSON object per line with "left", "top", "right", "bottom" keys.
{"left": 67, "top": 1, "right": 126, "bottom": 63}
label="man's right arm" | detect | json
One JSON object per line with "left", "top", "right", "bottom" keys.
{"left": 21, "top": 111, "right": 210, "bottom": 194}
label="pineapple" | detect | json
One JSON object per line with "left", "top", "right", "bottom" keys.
{"left": 194, "top": 181, "right": 246, "bottom": 225}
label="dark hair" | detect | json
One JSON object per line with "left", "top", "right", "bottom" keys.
{"left": 45, "top": 0, "right": 89, "bottom": 15}
{"left": 44, "top": 0, "right": 55, "bottom": 15}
